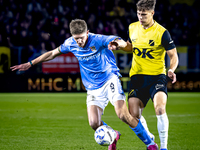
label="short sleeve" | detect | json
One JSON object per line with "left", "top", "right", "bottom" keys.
{"left": 100, "top": 35, "right": 118, "bottom": 47}
{"left": 60, "top": 38, "right": 72, "bottom": 54}
{"left": 161, "top": 30, "right": 176, "bottom": 51}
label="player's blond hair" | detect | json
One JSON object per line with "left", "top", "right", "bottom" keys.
{"left": 136, "top": 0, "right": 156, "bottom": 11}
{"left": 69, "top": 19, "right": 88, "bottom": 35}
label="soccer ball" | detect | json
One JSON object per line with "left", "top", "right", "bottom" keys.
{"left": 94, "top": 125, "right": 116, "bottom": 146}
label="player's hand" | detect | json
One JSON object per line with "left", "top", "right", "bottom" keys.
{"left": 108, "top": 41, "right": 119, "bottom": 50}
{"left": 168, "top": 70, "right": 176, "bottom": 84}
{"left": 10, "top": 62, "right": 31, "bottom": 71}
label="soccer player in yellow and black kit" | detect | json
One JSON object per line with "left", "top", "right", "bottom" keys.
{"left": 108, "top": 0, "right": 179, "bottom": 150}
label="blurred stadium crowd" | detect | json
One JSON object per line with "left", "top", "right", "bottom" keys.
{"left": 0, "top": 0, "right": 200, "bottom": 69}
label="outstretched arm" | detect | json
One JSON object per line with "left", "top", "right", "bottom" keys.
{"left": 108, "top": 38, "right": 132, "bottom": 52}
{"left": 166, "top": 48, "right": 179, "bottom": 83}
{"left": 10, "top": 47, "right": 62, "bottom": 71}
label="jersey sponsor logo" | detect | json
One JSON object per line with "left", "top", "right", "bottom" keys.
{"left": 155, "top": 84, "right": 164, "bottom": 90}
{"left": 133, "top": 47, "right": 154, "bottom": 59}
{"left": 77, "top": 53, "right": 100, "bottom": 61}
{"left": 169, "top": 40, "right": 174, "bottom": 44}
{"left": 149, "top": 40, "right": 154, "bottom": 46}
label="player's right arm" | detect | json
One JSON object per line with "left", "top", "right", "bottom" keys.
{"left": 108, "top": 39, "right": 132, "bottom": 52}
{"left": 10, "top": 47, "right": 62, "bottom": 71}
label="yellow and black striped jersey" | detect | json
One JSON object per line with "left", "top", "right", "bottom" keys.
{"left": 128, "top": 21, "right": 175, "bottom": 76}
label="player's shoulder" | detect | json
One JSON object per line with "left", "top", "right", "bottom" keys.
{"left": 89, "top": 32, "right": 107, "bottom": 39}
{"left": 88, "top": 32, "right": 102, "bottom": 41}
{"left": 61, "top": 36, "right": 78, "bottom": 52}
{"left": 154, "top": 21, "right": 166, "bottom": 33}
{"left": 88, "top": 32, "right": 115, "bottom": 43}
{"left": 87, "top": 33, "right": 102, "bottom": 45}
{"left": 89, "top": 32, "right": 102, "bottom": 38}
{"left": 129, "top": 21, "right": 140, "bottom": 29}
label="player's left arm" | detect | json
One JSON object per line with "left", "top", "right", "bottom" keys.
{"left": 162, "top": 30, "right": 179, "bottom": 83}
{"left": 166, "top": 48, "right": 179, "bottom": 83}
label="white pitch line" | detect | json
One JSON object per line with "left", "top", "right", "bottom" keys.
{"left": 148, "top": 114, "right": 199, "bottom": 117}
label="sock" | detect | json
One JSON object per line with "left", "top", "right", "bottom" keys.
{"left": 157, "top": 113, "right": 169, "bottom": 149}
{"left": 140, "top": 115, "right": 154, "bottom": 139}
{"left": 130, "top": 120, "right": 154, "bottom": 146}
{"left": 101, "top": 120, "right": 107, "bottom": 126}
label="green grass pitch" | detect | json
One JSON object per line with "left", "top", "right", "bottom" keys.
{"left": 0, "top": 92, "right": 200, "bottom": 150}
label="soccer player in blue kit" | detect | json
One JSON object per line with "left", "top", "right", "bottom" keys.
{"left": 11, "top": 19, "right": 158, "bottom": 150}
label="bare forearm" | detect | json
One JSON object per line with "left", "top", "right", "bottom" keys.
{"left": 31, "top": 51, "right": 54, "bottom": 65}
{"left": 169, "top": 54, "right": 179, "bottom": 72}
{"left": 167, "top": 48, "right": 179, "bottom": 72}
{"left": 117, "top": 40, "right": 132, "bottom": 52}
{"left": 168, "top": 55, "right": 178, "bottom": 84}
{"left": 121, "top": 44, "right": 132, "bottom": 52}
{"left": 10, "top": 48, "right": 61, "bottom": 71}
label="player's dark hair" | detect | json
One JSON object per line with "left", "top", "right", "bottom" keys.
{"left": 136, "top": 0, "right": 156, "bottom": 11}
{"left": 69, "top": 19, "right": 88, "bottom": 35}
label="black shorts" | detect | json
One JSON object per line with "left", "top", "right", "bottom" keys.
{"left": 128, "top": 74, "right": 168, "bottom": 107}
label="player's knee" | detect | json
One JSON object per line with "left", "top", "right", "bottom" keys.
{"left": 129, "top": 109, "right": 139, "bottom": 118}
{"left": 155, "top": 105, "right": 166, "bottom": 115}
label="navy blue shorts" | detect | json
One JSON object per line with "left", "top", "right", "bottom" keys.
{"left": 128, "top": 74, "right": 168, "bottom": 107}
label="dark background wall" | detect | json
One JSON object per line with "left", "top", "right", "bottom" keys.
{"left": 0, "top": 0, "right": 200, "bottom": 92}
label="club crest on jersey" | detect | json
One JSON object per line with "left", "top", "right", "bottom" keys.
{"left": 149, "top": 40, "right": 154, "bottom": 46}
{"left": 90, "top": 46, "right": 97, "bottom": 52}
